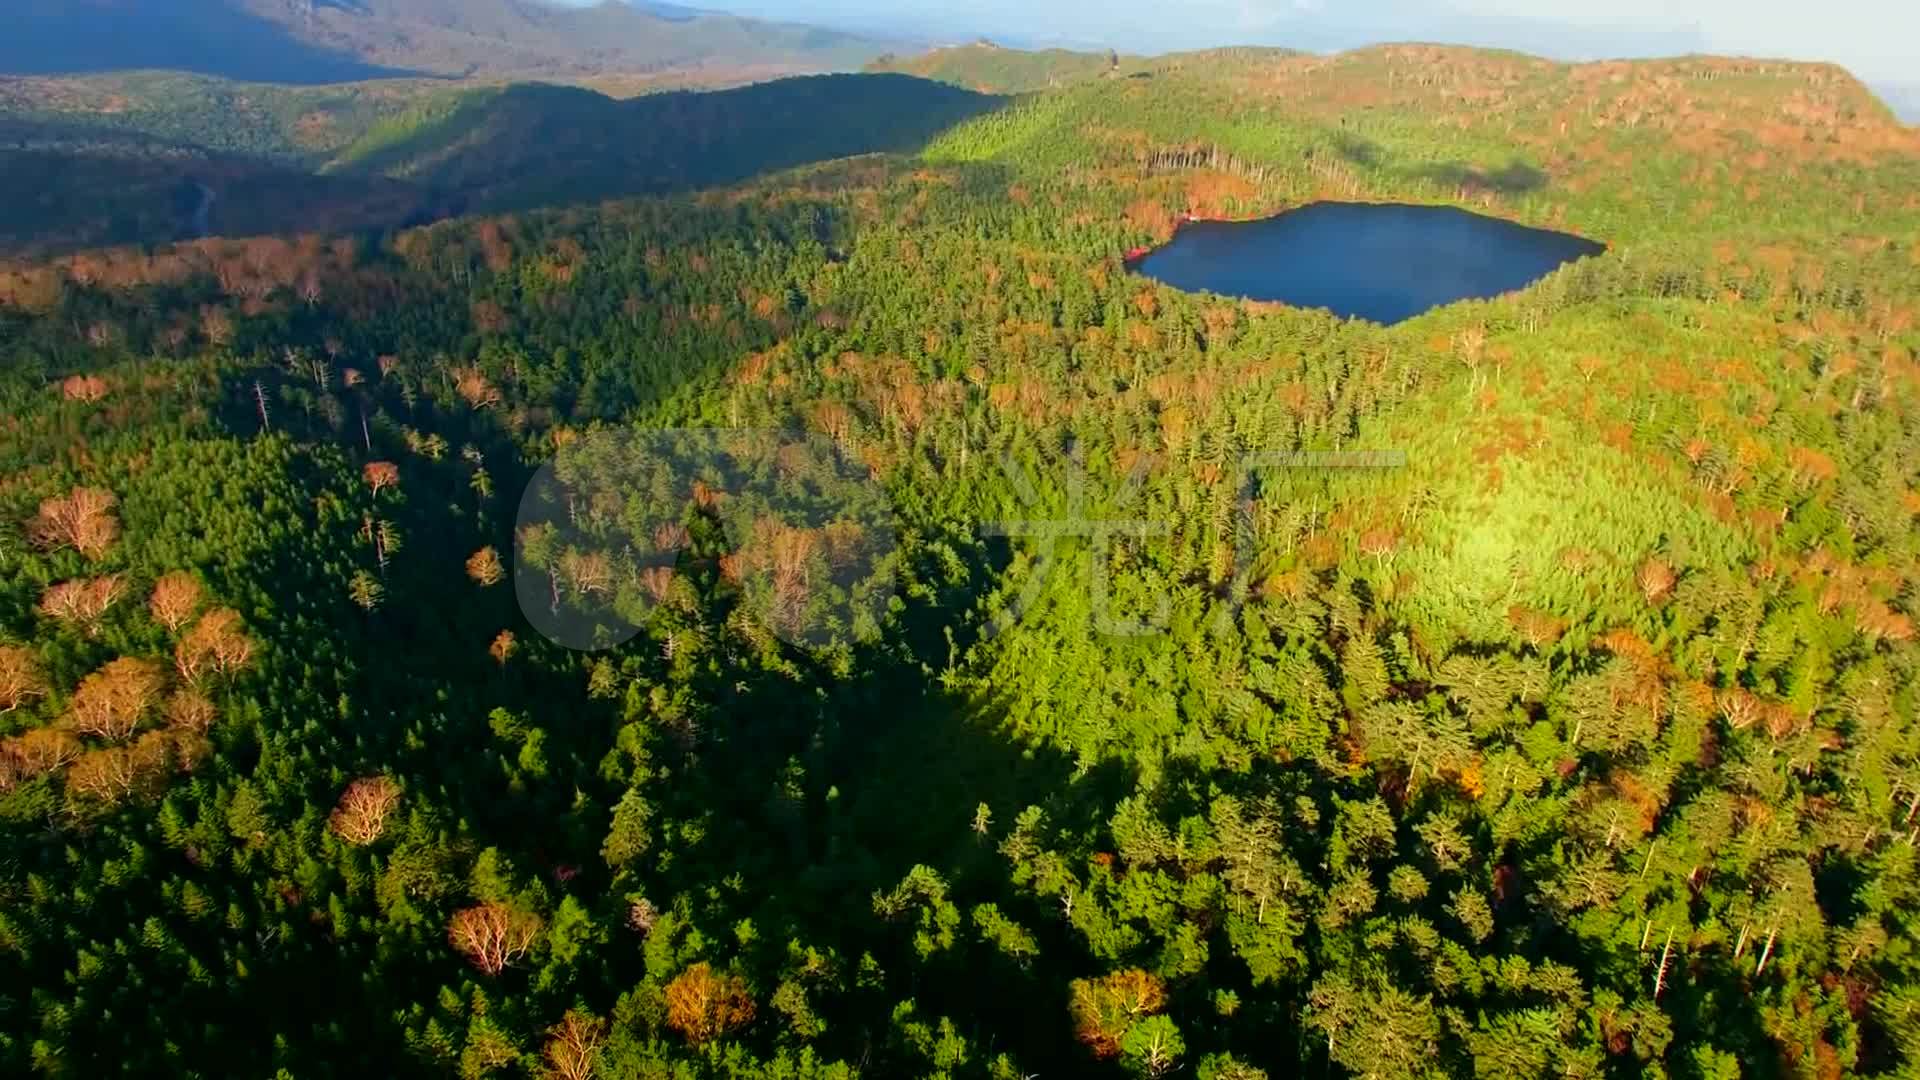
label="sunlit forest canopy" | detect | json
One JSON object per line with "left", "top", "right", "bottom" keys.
{"left": 0, "top": 38, "right": 1918, "bottom": 1080}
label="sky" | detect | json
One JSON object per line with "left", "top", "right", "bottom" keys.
{"left": 664, "top": 0, "right": 1920, "bottom": 82}
{"left": 1462, "top": 0, "right": 1918, "bottom": 77}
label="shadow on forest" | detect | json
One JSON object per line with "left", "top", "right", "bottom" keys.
{"left": 1330, "top": 133, "right": 1550, "bottom": 197}
{"left": 1331, "top": 132, "right": 1385, "bottom": 169}
{"left": 1415, "top": 158, "right": 1550, "bottom": 195}
{"left": 627, "top": 542, "right": 1138, "bottom": 1071}
{"left": 0, "top": 122, "right": 442, "bottom": 257}
{"left": 212, "top": 369, "right": 1133, "bottom": 1072}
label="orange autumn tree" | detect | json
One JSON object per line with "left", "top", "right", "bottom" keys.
{"left": 541, "top": 1010, "right": 606, "bottom": 1080}
{"left": 0, "top": 645, "right": 48, "bottom": 713}
{"left": 65, "top": 656, "right": 165, "bottom": 742}
{"left": 1068, "top": 969, "right": 1168, "bottom": 1059}
{"left": 1, "top": 728, "right": 82, "bottom": 786}
{"left": 174, "top": 608, "right": 254, "bottom": 684}
{"left": 61, "top": 374, "right": 110, "bottom": 402}
{"left": 448, "top": 903, "right": 543, "bottom": 975}
{"left": 454, "top": 366, "right": 502, "bottom": 409}
{"left": 638, "top": 565, "right": 676, "bottom": 605}
{"left": 164, "top": 689, "right": 216, "bottom": 734}
{"left": 466, "top": 546, "right": 506, "bottom": 586}
{"left": 26, "top": 486, "right": 119, "bottom": 558}
{"left": 557, "top": 550, "right": 614, "bottom": 598}
{"left": 1637, "top": 557, "right": 1678, "bottom": 604}
{"left": 664, "top": 962, "right": 756, "bottom": 1045}
{"left": 148, "top": 572, "right": 203, "bottom": 633}
{"left": 39, "top": 575, "right": 126, "bottom": 627}
{"left": 165, "top": 684, "right": 217, "bottom": 768}
{"left": 489, "top": 630, "right": 517, "bottom": 666}
{"left": 363, "top": 461, "right": 401, "bottom": 496}
{"left": 329, "top": 775, "right": 403, "bottom": 845}
{"left": 65, "top": 731, "right": 172, "bottom": 806}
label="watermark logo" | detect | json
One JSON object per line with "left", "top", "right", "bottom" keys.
{"left": 514, "top": 427, "right": 897, "bottom": 651}
{"left": 980, "top": 449, "right": 1169, "bottom": 638}
{"left": 980, "top": 447, "right": 1407, "bottom": 640}
{"left": 513, "top": 427, "right": 1401, "bottom": 650}
{"left": 1217, "top": 449, "right": 1407, "bottom": 625}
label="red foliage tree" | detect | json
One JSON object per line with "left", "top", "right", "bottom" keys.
{"left": 638, "top": 566, "right": 676, "bottom": 605}
{"left": 363, "top": 461, "right": 401, "bottom": 496}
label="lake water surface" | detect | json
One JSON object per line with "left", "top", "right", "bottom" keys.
{"left": 1132, "top": 202, "right": 1605, "bottom": 325}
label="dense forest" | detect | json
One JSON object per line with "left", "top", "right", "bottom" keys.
{"left": 2, "top": 43, "right": 1919, "bottom": 1080}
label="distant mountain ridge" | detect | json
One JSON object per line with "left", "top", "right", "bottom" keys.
{"left": 2, "top": 0, "right": 892, "bottom": 82}
{"left": 865, "top": 41, "right": 1139, "bottom": 93}
{"left": 864, "top": 41, "right": 1306, "bottom": 94}
{"left": 324, "top": 73, "right": 998, "bottom": 209}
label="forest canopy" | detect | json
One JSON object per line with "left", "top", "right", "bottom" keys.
{"left": 0, "top": 42, "right": 1918, "bottom": 1080}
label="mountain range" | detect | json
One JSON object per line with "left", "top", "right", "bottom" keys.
{"left": 4, "top": 0, "right": 893, "bottom": 82}
{"left": 697, "top": 0, "right": 1713, "bottom": 66}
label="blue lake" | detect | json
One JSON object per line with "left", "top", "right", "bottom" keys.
{"left": 1131, "top": 202, "right": 1605, "bottom": 325}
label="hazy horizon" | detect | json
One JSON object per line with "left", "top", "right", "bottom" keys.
{"left": 631, "top": 0, "right": 1918, "bottom": 84}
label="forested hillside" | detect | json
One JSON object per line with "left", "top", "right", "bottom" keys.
{"left": 0, "top": 73, "right": 994, "bottom": 256}
{"left": 864, "top": 41, "right": 1141, "bottom": 92}
{"left": 2, "top": 43, "right": 1919, "bottom": 1080}
{"left": 0, "top": 72, "right": 454, "bottom": 164}
{"left": 324, "top": 75, "right": 998, "bottom": 211}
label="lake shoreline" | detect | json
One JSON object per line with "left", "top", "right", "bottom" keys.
{"left": 1126, "top": 200, "right": 1606, "bottom": 325}
{"left": 1125, "top": 199, "right": 1607, "bottom": 266}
